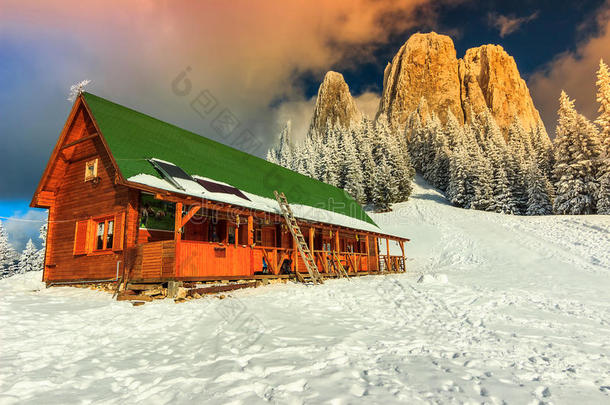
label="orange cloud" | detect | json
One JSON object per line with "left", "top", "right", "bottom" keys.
{"left": 2, "top": 0, "right": 454, "bottom": 150}
{"left": 529, "top": 1, "right": 610, "bottom": 136}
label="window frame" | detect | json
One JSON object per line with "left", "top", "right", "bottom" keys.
{"left": 92, "top": 216, "right": 115, "bottom": 252}
{"left": 84, "top": 158, "right": 98, "bottom": 182}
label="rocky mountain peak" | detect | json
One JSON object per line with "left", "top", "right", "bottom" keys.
{"left": 377, "top": 32, "right": 545, "bottom": 136}
{"left": 459, "top": 44, "right": 543, "bottom": 131}
{"left": 377, "top": 32, "right": 464, "bottom": 127}
{"left": 309, "top": 71, "right": 362, "bottom": 136}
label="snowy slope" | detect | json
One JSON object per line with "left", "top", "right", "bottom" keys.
{"left": 1, "top": 177, "right": 609, "bottom": 404}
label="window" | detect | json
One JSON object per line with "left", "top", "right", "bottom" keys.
{"left": 94, "top": 218, "right": 114, "bottom": 251}
{"left": 254, "top": 229, "right": 262, "bottom": 245}
{"left": 228, "top": 226, "right": 236, "bottom": 245}
{"left": 73, "top": 212, "right": 124, "bottom": 256}
{"left": 85, "top": 159, "right": 98, "bottom": 181}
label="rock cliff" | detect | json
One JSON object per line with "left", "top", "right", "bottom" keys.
{"left": 309, "top": 71, "right": 362, "bottom": 136}
{"left": 376, "top": 32, "right": 544, "bottom": 134}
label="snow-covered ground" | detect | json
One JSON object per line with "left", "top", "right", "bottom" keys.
{"left": 1, "top": 178, "right": 609, "bottom": 404}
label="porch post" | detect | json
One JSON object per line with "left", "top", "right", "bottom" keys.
{"left": 247, "top": 215, "right": 254, "bottom": 245}
{"left": 234, "top": 215, "right": 239, "bottom": 248}
{"left": 399, "top": 240, "right": 405, "bottom": 272}
{"left": 309, "top": 227, "right": 315, "bottom": 252}
{"left": 334, "top": 230, "right": 341, "bottom": 274}
{"left": 374, "top": 237, "right": 379, "bottom": 272}
{"left": 291, "top": 229, "right": 297, "bottom": 273}
{"left": 386, "top": 237, "right": 391, "bottom": 272}
{"left": 365, "top": 235, "right": 370, "bottom": 272}
{"left": 334, "top": 229, "right": 340, "bottom": 253}
{"left": 174, "top": 202, "right": 183, "bottom": 277}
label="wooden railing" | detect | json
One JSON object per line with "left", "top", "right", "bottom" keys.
{"left": 252, "top": 246, "right": 294, "bottom": 275}
{"left": 178, "top": 241, "right": 252, "bottom": 277}
{"left": 378, "top": 254, "right": 406, "bottom": 273}
{"left": 125, "top": 240, "right": 405, "bottom": 281}
{"left": 125, "top": 240, "right": 175, "bottom": 280}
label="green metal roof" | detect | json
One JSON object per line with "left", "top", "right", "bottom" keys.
{"left": 82, "top": 92, "right": 377, "bottom": 226}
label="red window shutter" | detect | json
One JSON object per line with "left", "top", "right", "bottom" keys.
{"left": 113, "top": 211, "right": 125, "bottom": 251}
{"left": 73, "top": 219, "right": 90, "bottom": 255}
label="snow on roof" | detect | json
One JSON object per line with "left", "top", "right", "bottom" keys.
{"left": 127, "top": 172, "right": 403, "bottom": 237}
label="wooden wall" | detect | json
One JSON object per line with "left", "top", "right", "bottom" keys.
{"left": 42, "top": 106, "right": 134, "bottom": 281}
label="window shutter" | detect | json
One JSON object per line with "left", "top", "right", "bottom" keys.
{"left": 113, "top": 211, "right": 125, "bottom": 251}
{"left": 73, "top": 219, "right": 90, "bottom": 255}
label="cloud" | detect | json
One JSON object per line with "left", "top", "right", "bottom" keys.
{"left": 0, "top": 0, "right": 458, "bottom": 198}
{"left": 354, "top": 91, "right": 381, "bottom": 120}
{"left": 488, "top": 11, "right": 539, "bottom": 38}
{"left": 2, "top": 210, "right": 47, "bottom": 252}
{"left": 528, "top": 1, "right": 610, "bottom": 135}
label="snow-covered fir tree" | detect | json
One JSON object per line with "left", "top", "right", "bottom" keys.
{"left": 553, "top": 91, "right": 603, "bottom": 215}
{"left": 446, "top": 147, "right": 470, "bottom": 207}
{"left": 18, "top": 239, "right": 39, "bottom": 274}
{"left": 506, "top": 119, "right": 531, "bottom": 213}
{"left": 595, "top": 59, "right": 610, "bottom": 214}
{"left": 277, "top": 121, "right": 293, "bottom": 169}
{"left": 340, "top": 129, "right": 365, "bottom": 203}
{"left": 35, "top": 219, "right": 48, "bottom": 271}
{"left": 371, "top": 156, "right": 397, "bottom": 211}
{"left": 525, "top": 162, "right": 553, "bottom": 215}
{"left": 0, "top": 221, "right": 18, "bottom": 278}
{"left": 266, "top": 115, "right": 414, "bottom": 210}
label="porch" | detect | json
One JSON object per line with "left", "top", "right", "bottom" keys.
{"left": 124, "top": 193, "right": 408, "bottom": 282}
{"left": 124, "top": 239, "right": 406, "bottom": 282}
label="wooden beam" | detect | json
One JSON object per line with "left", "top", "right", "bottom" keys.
{"left": 399, "top": 241, "right": 405, "bottom": 272}
{"left": 334, "top": 229, "right": 340, "bottom": 254}
{"left": 386, "top": 238, "right": 391, "bottom": 271}
{"left": 181, "top": 204, "right": 202, "bottom": 228}
{"left": 309, "top": 227, "right": 315, "bottom": 253}
{"left": 365, "top": 235, "right": 370, "bottom": 272}
{"left": 174, "top": 202, "right": 183, "bottom": 277}
{"left": 188, "top": 282, "right": 257, "bottom": 296}
{"left": 60, "top": 133, "right": 98, "bottom": 150}
{"left": 247, "top": 215, "right": 254, "bottom": 245}
{"left": 374, "top": 237, "right": 379, "bottom": 272}
{"left": 261, "top": 248, "right": 276, "bottom": 274}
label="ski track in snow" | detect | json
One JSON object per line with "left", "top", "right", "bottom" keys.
{"left": 1, "top": 178, "right": 609, "bottom": 404}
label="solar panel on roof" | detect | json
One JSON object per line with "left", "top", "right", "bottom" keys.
{"left": 195, "top": 178, "right": 250, "bottom": 201}
{"left": 148, "top": 159, "right": 194, "bottom": 191}
{"left": 149, "top": 159, "right": 192, "bottom": 180}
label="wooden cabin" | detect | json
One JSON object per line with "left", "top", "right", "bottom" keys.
{"left": 31, "top": 93, "right": 409, "bottom": 285}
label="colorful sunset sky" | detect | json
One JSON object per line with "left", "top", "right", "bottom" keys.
{"left": 1, "top": 0, "right": 610, "bottom": 248}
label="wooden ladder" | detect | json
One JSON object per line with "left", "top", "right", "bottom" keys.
{"left": 331, "top": 251, "right": 350, "bottom": 279}
{"left": 274, "top": 191, "right": 324, "bottom": 284}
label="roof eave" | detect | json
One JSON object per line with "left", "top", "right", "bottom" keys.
{"left": 121, "top": 178, "right": 409, "bottom": 241}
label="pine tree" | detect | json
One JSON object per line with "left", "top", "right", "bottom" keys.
{"left": 595, "top": 59, "right": 610, "bottom": 214}
{"left": 531, "top": 124, "right": 554, "bottom": 180}
{"left": 358, "top": 120, "right": 377, "bottom": 203}
{"left": 277, "top": 121, "right": 293, "bottom": 169}
{"left": 506, "top": 119, "right": 530, "bottom": 213}
{"left": 18, "top": 239, "right": 38, "bottom": 274}
{"left": 489, "top": 167, "right": 519, "bottom": 214}
{"left": 444, "top": 109, "right": 463, "bottom": 150}
{"left": 372, "top": 156, "right": 396, "bottom": 211}
{"left": 265, "top": 148, "right": 279, "bottom": 165}
{"left": 0, "top": 221, "right": 17, "bottom": 278}
{"left": 553, "top": 91, "right": 602, "bottom": 215}
{"left": 320, "top": 129, "right": 340, "bottom": 187}
{"left": 35, "top": 220, "right": 48, "bottom": 271}
{"left": 341, "top": 129, "right": 366, "bottom": 203}
{"left": 525, "top": 162, "right": 553, "bottom": 215}
{"left": 446, "top": 147, "right": 470, "bottom": 208}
